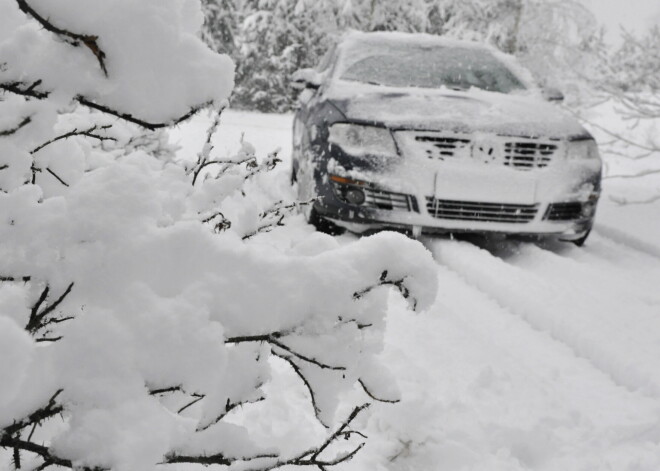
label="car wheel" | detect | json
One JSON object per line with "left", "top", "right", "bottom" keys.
{"left": 308, "top": 207, "right": 345, "bottom": 235}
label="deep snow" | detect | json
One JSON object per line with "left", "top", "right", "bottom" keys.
{"left": 170, "top": 109, "right": 660, "bottom": 471}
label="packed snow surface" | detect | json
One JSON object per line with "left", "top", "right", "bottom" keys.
{"left": 170, "top": 109, "right": 660, "bottom": 471}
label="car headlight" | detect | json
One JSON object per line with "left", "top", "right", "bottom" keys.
{"left": 328, "top": 123, "right": 398, "bottom": 158}
{"left": 566, "top": 139, "right": 600, "bottom": 161}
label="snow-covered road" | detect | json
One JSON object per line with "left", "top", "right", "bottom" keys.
{"left": 170, "top": 110, "right": 660, "bottom": 470}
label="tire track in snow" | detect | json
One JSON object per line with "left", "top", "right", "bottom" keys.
{"left": 377, "top": 260, "right": 660, "bottom": 470}
{"left": 429, "top": 238, "right": 660, "bottom": 399}
{"left": 594, "top": 223, "right": 660, "bottom": 260}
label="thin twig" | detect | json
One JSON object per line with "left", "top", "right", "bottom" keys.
{"left": 31, "top": 125, "right": 115, "bottom": 154}
{"left": 0, "top": 116, "right": 31, "bottom": 137}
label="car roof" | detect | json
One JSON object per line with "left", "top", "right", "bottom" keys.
{"left": 333, "top": 30, "right": 536, "bottom": 89}
{"left": 338, "top": 30, "right": 496, "bottom": 53}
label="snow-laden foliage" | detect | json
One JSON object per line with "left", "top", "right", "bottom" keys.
{"left": 0, "top": 1, "right": 438, "bottom": 470}
{"left": 573, "top": 26, "right": 660, "bottom": 203}
{"left": 202, "top": 0, "right": 602, "bottom": 111}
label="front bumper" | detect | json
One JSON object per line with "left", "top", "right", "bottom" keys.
{"left": 315, "top": 173, "right": 599, "bottom": 239}
{"left": 306, "top": 123, "right": 602, "bottom": 239}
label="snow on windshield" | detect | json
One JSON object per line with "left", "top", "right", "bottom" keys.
{"left": 338, "top": 41, "right": 526, "bottom": 94}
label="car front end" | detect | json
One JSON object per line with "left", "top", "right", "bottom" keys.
{"left": 309, "top": 118, "right": 601, "bottom": 241}
{"left": 293, "top": 32, "right": 602, "bottom": 243}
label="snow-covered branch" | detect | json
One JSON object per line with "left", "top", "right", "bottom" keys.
{"left": 15, "top": 0, "right": 109, "bottom": 76}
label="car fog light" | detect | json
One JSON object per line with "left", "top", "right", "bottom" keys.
{"left": 345, "top": 188, "right": 366, "bottom": 205}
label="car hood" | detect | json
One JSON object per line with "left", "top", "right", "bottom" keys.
{"left": 325, "top": 82, "right": 588, "bottom": 139}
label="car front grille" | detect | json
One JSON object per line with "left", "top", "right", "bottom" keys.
{"left": 364, "top": 188, "right": 415, "bottom": 211}
{"left": 398, "top": 131, "right": 561, "bottom": 169}
{"left": 544, "top": 202, "right": 584, "bottom": 221}
{"left": 414, "top": 135, "right": 471, "bottom": 160}
{"left": 426, "top": 198, "right": 539, "bottom": 223}
{"left": 504, "top": 141, "right": 558, "bottom": 169}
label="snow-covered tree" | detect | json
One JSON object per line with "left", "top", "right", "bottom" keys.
{"left": 578, "top": 26, "right": 660, "bottom": 202}
{"left": 231, "top": 0, "right": 334, "bottom": 111}
{"left": 433, "top": 0, "right": 601, "bottom": 94}
{"left": 201, "top": 0, "right": 239, "bottom": 56}
{"left": 0, "top": 1, "right": 437, "bottom": 470}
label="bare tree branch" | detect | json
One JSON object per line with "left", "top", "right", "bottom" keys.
{"left": 242, "top": 199, "right": 316, "bottom": 240}
{"left": 31, "top": 125, "right": 115, "bottom": 154}
{"left": 0, "top": 80, "right": 49, "bottom": 99}
{"left": 46, "top": 167, "right": 70, "bottom": 187}
{"left": 0, "top": 276, "right": 31, "bottom": 283}
{"left": 200, "top": 211, "right": 232, "bottom": 233}
{"left": 226, "top": 333, "right": 346, "bottom": 371}
{"left": 0, "top": 116, "right": 32, "bottom": 137}
{"left": 77, "top": 96, "right": 212, "bottom": 131}
{"left": 354, "top": 270, "right": 417, "bottom": 310}
{"left": 25, "top": 282, "right": 75, "bottom": 337}
{"left": 164, "top": 405, "right": 370, "bottom": 471}
{"left": 358, "top": 379, "right": 399, "bottom": 404}
{"left": 2, "top": 390, "right": 63, "bottom": 438}
{"left": 196, "top": 396, "right": 266, "bottom": 432}
{"left": 16, "top": 0, "right": 108, "bottom": 77}
{"left": 191, "top": 155, "right": 256, "bottom": 185}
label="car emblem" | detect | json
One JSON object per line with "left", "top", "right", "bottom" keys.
{"left": 472, "top": 137, "right": 501, "bottom": 164}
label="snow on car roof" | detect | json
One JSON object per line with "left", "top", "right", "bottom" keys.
{"left": 340, "top": 30, "right": 497, "bottom": 51}
{"left": 335, "top": 30, "right": 537, "bottom": 90}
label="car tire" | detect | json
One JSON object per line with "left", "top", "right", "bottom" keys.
{"left": 308, "top": 207, "right": 345, "bottom": 235}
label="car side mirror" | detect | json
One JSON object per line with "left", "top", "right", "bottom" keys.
{"left": 291, "top": 68, "right": 323, "bottom": 91}
{"left": 542, "top": 87, "right": 564, "bottom": 102}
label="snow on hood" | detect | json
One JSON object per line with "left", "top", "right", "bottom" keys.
{"left": 325, "top": 82, "right": 588, "bottom": 139}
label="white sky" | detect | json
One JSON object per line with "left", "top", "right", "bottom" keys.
{"left": 580, "top": 0, "right": 660, "bottom": 42}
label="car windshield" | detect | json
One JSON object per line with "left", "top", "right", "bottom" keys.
{"left": 339, "top": 44, "right": 526, "bottom": 94}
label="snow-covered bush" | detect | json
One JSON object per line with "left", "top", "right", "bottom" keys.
{"left": 0, "top": 1, "right": 437, "bottom": 470}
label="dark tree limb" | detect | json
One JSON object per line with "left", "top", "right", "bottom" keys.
{"left": 2, "top": 390, "right": 63, "bottom": 438}
{"left": 25, "top": 282, "right": 75, "bottom": 336}
{"left": 15, "top": 0, "right": 108, "bottom": 76}
{"left": 358, "top": 379, "right": 399, "bottom": 404}
{"left": 200, "top": 211, "right": 232, "bottom": 233}
{"left": 0, "top": 116, "right": 32, "bottom": 137}
{"left": 165, "top": 452, "right": 232, "bottom": 466}
{"left": 273, "top": 352, "right": 323, "bottom": 423}
{"left": 0, "top": 437, "right": 74, "bottom": 469}
{"left": 31, "top": 125, "right": 115, "bottom": 154}
{"left": 0, "top": 80, "right": 49, "bottom": 99}
{"left": 244, "top": 151, "right": 282, "bottom": 181}
{"left": 0, "top": 276, "right": 31, "bottom": 282}
{"left": 196, "top": 396, "right": 265, "bottom": 432}
{"left": 354, "top": 270, "right": 417, "bottom": 311}
{"left": 165, "top": 405, "right": 369, "bottom": 471}
{"left": 226, "top": 333, "right": 346, "bottom": 371}
{"left": 30, "top": 168, "right": 70, "bottom": 187}
{"left": 77, "top": 96, "right": 212, "bottom": 131}
{"left": 149, "top": 386, "right": 183, "bottom": 396}
{"left": 191, "top": 156, "right": 256, "bottom": 186}
{"left": 45, "top": 167, "right": 70, "bottom": 187}
{"left": 177, "top": 393, "right": 205, "bottom": 414}
{"left": 242, "top": 199, "right": 315, "bottom": 240}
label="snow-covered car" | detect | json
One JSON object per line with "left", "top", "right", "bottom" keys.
{"left": 291, "top": 31, "right": 602, "bottom": 245}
